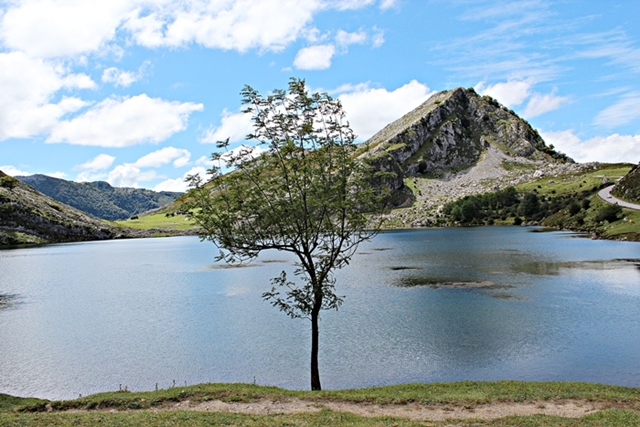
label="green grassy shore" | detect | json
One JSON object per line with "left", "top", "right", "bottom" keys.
{"left": 119, "top": 163, "right": 640, "bottom": 241}
{"left": 2, "top": 381, "right": 640, "bottom": 426}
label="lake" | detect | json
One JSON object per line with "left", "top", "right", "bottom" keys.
{"left": 1, "top": 227, "right": 640, "bottom": 400}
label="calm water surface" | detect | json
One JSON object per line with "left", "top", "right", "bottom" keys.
{"left": 1, "top": 227, "right": 640, "bottom": 399}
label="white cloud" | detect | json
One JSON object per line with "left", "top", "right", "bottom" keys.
{"left": 336, "top": 80, "right": 432, "bottom": 140}
{"left": 335, "top": 29, "right": 367, "bottom": 47}
{"left": 62, "top": 73, "right": 97, "bottom": 89}
{"left": 379, "top": 0, "right": 397, "bottom": 9}
{"left": 0, "top": 52, "right": 93, "bottom": 140}
{"left": 76, "top": 154, "right": 116, "bottom": 171}
{"left": 195, "top": 155, "right": 213, "bottom": 166}
{"left": 476, "top": 80, "right": 532, "bottom": 107}
{"left": 594, "top": 93, "right": 640, "bottom": 128}
{"left": 371, "top": 27, "right": 384, "bottom": 47}
{"left": 153, "top": 166, "right": 207, "bottom": 192}
{"left": 541, "top": 130, "right": 640, "bottom": 164}
{"left": 107, "top": 163, "right": 157, "bottom": 188}
{"left": 293, "top": 44, "right": 335, "bottom": 70}
{"left": 124, "top": 0, "right": 321, "bottom": 52}
{"left": 0, "top": 165, "right": 32, "bottom": 176}
{"left": 134, "top": 146, "right": 191, "bottom": 168}
{"left": 47, "top": 94, "right": 203, "bottom": 147}
{"left": 101, "top": 63, "right": 147, "bottom": 87}
{"left": 0, "top": 0, "right": 133, "bottom": 57}
{"left": 0, "top": 165, "right": 66, "bottom": 178}
{"left": 524, "top": 90, "right": 569, "bottom": 117}
{"left": 1, "top": 0, "right": 390, "bottom": 60}
{"left": 76, "top": 171, "right": 108, "bottom": 182}
{"left": 47, "top": 171, "right": 67, "bottom": 179}
{"left": 201, "top": 109, "right": 253, "bottom": 143}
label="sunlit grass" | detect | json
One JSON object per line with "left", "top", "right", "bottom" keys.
{"left": 112, "top": 212, "right": 195, "bottom": 231}
{"left": 3, "top": 382, "right": 640, "bottom": 426}
{"left": 516, "top": 164, "right": 632, "bottom": 196}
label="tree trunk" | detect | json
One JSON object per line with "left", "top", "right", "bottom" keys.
{"left": 310, "top": 308, "right": 321, "bottom": 390}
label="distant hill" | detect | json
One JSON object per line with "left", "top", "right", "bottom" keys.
{"left": 612, "top": 162, "right": 640, "bottom": 203}
{"left": 16, "top": 175, "right": 181, "bottom": 220}
{"left": 0, "top": 170, "right": 124, "bottom": 245}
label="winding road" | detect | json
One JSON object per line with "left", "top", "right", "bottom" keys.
{"left": 598, "top": 185, "right": 640, "bottom": 211}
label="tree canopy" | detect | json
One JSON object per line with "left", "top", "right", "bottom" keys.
{"left": 186, "top": 78, "right": 387, "bottom": 390}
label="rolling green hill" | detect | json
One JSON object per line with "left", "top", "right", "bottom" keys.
{"left": 16, "top": 174, "right": 181, "bottom": 220}
{"left": 1, "top": 170, "right": 122, "bottom": 245}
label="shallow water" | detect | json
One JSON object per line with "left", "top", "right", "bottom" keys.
{"left": 1, "top": 227, "right": 639, "bottom": 399}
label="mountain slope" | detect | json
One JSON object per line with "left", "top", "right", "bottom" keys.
{"left": 359, "top": 87, "right": 585, "bottom": 225}
{"left": 16, "top": 175, "right": 181, "bottom": 220}
{"left": 364, "top": 87, "right": 570, "bottom": 171}
{"left": 0, "top": 170, "right": 125, "bottom": 245}
{"left": 612, "top": 162, "right": 640, "bottom": 203}
{"left": 150, "top": 87, "right": 587, "bottom": 230}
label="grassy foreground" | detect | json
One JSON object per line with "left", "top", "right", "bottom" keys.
{"left": 2, "top": 381, "right": 640, "bottom": 426}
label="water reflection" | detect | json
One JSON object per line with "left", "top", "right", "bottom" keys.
{"left": 0, "top": 293, "right": 20, "bottom": 310}
{"left": 1, "top": 228, "right": 640, "bottom": 400}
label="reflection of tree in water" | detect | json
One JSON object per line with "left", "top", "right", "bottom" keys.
{"left": 0, "top": 293, "right": 19, "bottom": 310}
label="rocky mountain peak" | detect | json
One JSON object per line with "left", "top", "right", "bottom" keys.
{"left": 360, "top": 87, "right": 573, "bottom": 207}
{"left": 364, "top": 87, "right": 570, "bottom": 176}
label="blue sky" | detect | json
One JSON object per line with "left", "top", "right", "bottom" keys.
{"left": 1, "top": 0, "right": 639, "bottom": 191}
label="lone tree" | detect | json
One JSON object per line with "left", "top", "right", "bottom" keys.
{"left": 186, "top": 78, "right": 387, "bottom": 390}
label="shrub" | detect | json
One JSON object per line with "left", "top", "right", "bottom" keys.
{"left": 568, "top": 202, "right": 581, "bottom": 216}
{"left": 518, "top": 193, "right": 540, "bottom": 218}
{"left": 0, "top": 176, "right": 19, "bottom": 191}
{"left": 595, "top": 204, "right": 622, "bottom": 223}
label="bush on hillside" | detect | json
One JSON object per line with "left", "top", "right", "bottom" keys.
{"left": 595, "top": 204, "right": 622, "bottom": 223}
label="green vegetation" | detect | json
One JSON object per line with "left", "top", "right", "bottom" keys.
{"left": 612, "top": 163, "right": 640, "bottom": 203}
{"left": 440, "top": 163, "right": 639, "bottom": 240}
{"left": 112, "top": 211, "right": 194, "bottom": 232}
{"left": 0, "top": 175, "right": 19, "bottom": 191}
{"left": 2, "top": 382, "right": 640, "bottom": 426}
{"left": 0, "top": 176, "right": 123, "bottom": 245}
{"left": 17, "top": 174, "right": 180, "bottom": 220}
{"left": 0, "top": 394, "right": 45, "bottom": 412}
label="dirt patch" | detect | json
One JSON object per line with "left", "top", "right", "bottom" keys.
{"left": 158, "top": 398, "right": 609, "bottom": 421}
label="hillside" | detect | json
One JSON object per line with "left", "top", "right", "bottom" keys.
{"left": 612, "top": 162, "right": 640, "bottom": 203}
{"left": 0, "top": 170, "right": 150, "bottom": 245}
{"left": 118, "top": 87, "right": 638, "bottom": 240}
{"left": 358, "top": 87, "right": 583, "bottom": 224}
{"left": 16, "top": 174, "right": 181, "bottom": 220}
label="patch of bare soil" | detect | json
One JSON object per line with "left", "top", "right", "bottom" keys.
{"left": 160, "top": 398, "right": 609, "bottom": 421}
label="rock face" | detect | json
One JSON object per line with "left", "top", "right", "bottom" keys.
{"left": 612, "top": 163, "right": 640, "bottom": 203}
{"left": 361, "top": 87, "right": 572, "bottom": 206}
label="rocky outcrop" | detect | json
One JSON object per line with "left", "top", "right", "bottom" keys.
{"left": 360, "top": 87, "right": 572, "bottom": 207}
{"left": 612, "top": 162, "right": 640, "bottom": 203}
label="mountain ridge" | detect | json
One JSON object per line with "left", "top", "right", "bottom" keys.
{"left": 16, "top": 174, "right": 181, "bottom": 221}
{"left": 1, "top": 171, "right": 122, "bottom": 245}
